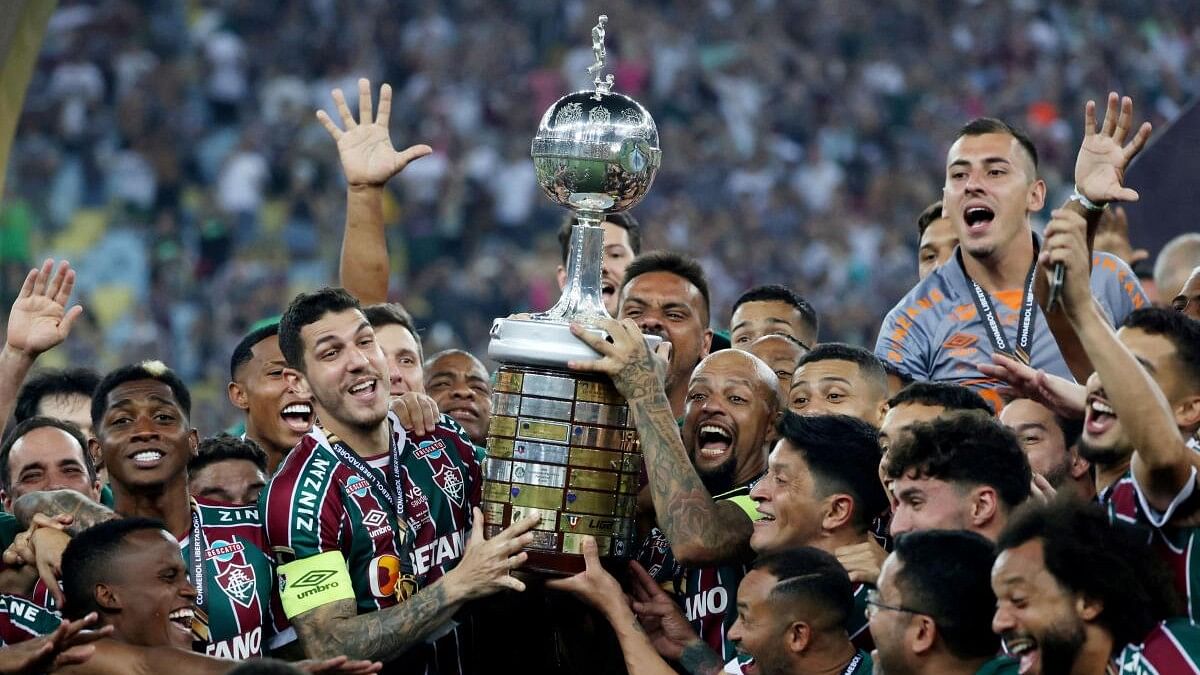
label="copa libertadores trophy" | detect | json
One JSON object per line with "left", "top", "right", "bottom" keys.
{"left": 482, "top": 14, "right": 662, "bottom": 575}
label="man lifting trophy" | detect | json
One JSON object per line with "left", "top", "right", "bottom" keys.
{"left": 484, "top": 14, "right": 661, "bottom": 575}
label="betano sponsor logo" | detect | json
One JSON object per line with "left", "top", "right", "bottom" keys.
{"left": 411, "top": 529, "right": 466, "bottom": 575}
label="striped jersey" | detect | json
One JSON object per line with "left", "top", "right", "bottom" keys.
{"left": 0, "top": 595, "right": 59, "bottom": 646}
{"left": 725, "top": 648, "right": 872, "bottom": 674}
{"left": 185, "top": 497, "right": 291, "bottom": 659}
{"left": 875, "top": 246, "right": 1146, "bottom": 411}
{"left": 1102, "top": 470, "right": 1200, "bottom": 621}
{"left": 637, "top": 482, "right": 758, "bottom": 662}
{"left": 1112, "top": 619, "right": 1200, "bottom": 674}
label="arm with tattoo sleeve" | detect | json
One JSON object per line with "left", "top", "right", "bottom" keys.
{"left": 290, "top": 584, "right": 458, "bottom": 661}
{"left": 13, "top": 490, "right": 114, "bottom": 535}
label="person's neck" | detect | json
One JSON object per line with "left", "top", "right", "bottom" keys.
{"left": 917, "top": 653, "right": 989, "bottom": 675}
{"left": 1094, "top": 457, "right": 1132, "bottom": 496}
{"left": 318, "top": 409, "right": 390, "bottom": 458}
{"left": 243, "top": 422, "right": 288, "bottom": 475}
{"left": 961, "top": 228, "right": 1034, "bottom": 293}
{"left": 732, "top": 444, "right": 769, "bottom": 487}
{"left": 1070, "top": 629, "right": 1114, "bottom": 675}
{"left": 112, "top": 476, "right": 192, "bottom": 539}
{"left": 797, "top": 636, "right": 858, "bottom": 675}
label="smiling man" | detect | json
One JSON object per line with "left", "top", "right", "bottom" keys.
{"left": 0, "top": 417, "right": 101, "bottom": 511}
{"left": 228, "top": 324, "right": 313, "bottom": 475}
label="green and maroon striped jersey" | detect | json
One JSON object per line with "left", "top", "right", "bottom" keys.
{"left": 0, "top": 595, "right": 59, "bottom": 646}
{"left": 1112, "top": 619, "right": 1200, "bottom": 673}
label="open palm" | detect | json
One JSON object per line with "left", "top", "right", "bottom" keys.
{"left": 317, "top": 78, "right": 432, "bottom": 187}
{"left": 6, "top": 260, "right": 82, "bottom": 358}
{"left": 1074, "top": 92, "right": 1152, "bottom": 204}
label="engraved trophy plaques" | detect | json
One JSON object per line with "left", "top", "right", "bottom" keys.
{"left": 483, "top": 15, "right": 662, "bottom": 575}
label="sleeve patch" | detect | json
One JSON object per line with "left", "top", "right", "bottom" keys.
{"left": 277, "top": 551, "right": 355, "bottom": 618}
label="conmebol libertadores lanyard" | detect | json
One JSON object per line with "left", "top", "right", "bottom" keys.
{"left": 325, "top": 424, "right": 406, "bottom": 524}
{"left": 957, "top": 236, "right": 1040, "bottom": 365}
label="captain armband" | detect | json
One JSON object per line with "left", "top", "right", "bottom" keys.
{"left": 277, "top": 550, "right": 355, "bottom": 618}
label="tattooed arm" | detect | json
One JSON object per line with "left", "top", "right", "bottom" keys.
{"left": 13, "top": 490, "right": 114, "bottom": 535}
{"left": 569, "top": 320, "right": 755, "bottom": 567}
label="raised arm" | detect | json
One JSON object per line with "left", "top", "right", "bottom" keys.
{"left": 288, "top": 509, "right": 536, "bottom": 662}
{"left": 570, "top": 319, "right": 755, "bottom": 567}
{"left": 1043, "top": 207, "right": 1192, "bottom": 512}
{"left": 318, "top": 78, "right": 431, "bottom": 304}
{"left": 12, "top": 490, "right": 113, "bottom": 535}
{"left": 0, "top": 260, "right": 83, "bottom": 433}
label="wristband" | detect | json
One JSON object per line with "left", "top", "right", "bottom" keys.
{"left": 1070, "top": 186, "right": 1107, "bottom": 212}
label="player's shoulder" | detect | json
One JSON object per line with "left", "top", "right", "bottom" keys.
{"left": 1130, "top": 618, "right": 1200, "bottom": 667}
{"left": 433, "top": 414, "right": 481, "bottom": 457}
{"left": 264, "top": 434, "right": 334, "bottom": 492}
{"left": 882, "top": 262, "right": 962, "bottom": 325}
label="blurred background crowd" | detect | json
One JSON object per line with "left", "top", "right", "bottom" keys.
{"left": 2, "top": 0, "right": 1197, "bottom": 432}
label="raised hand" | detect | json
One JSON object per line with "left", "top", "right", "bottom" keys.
{"left": 317, "top": 78, "right": 433, "bottom": 188}
{"left": 835, "top": 539, "right": 887, "bottom": 586}
{"left": 978, "top": 353, "right": 1087, "bottom": 419}
{"left": 568, "top": 318, "right": 669, "bottom": 401}
{"left": 390, "top": 392, "right": 440, "bottom": 437}
{"left": 444, "top": 507, "right": 539, "bottom": 601}
{"left": 545, "top": 535, "right": 627, "bottom": 616}
{"left": 5, "top": 259, "right": 83, "bottom": 359}
{"left": 1040, "top": 208, "right": 1094, "bottom": 318}
{"left": 0, "top": 612, "right": 111, "bottom": 674}
{"left": 297, "top": 655, "right": 384, "bottom": 674}
{"left": 1074, "top": 92, "right": 1152, "bottom": 204}
{"left": 627, "top": 560, "right": 699, "bottom": 661}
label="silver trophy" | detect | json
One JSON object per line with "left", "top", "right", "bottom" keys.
{"left": 483, "top": 15, "right": 662, "bottom": 574}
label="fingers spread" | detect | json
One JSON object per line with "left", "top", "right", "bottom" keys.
{"left": 332, "top": 88, "right": 356, "bottom": 128}
{"left": 316, "top": 110, "right": 343, "bottom": 140}
{"left": 357, "top": 78, "right": 373, "bottom": 126}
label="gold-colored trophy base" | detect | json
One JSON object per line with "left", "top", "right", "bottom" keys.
{"left": 481, "top": 364, "right": 643, "bottom": 575}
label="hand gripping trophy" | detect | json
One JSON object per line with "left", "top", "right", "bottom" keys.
{"left": 483, "top": 15, "right": 662, "bottom": 574}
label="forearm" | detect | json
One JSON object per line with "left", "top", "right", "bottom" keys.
{"left": 1070, "top": 302, "right": 1192, "bottom": 503}
{"left": 339, "top": 185, "right": 391, "bottom": 304}
{"left": 0, "top": 346, "right": 36, "bottom": 435}
{"left": 1041, "top": 199, "right": 1100, "bottom": 383}
{"left": 297, "top": 581, "right": 463, "bottom": 662}
{"left": 12, "top": 490, "right": 114, "bottom": 534}
{"left": 603, "top": 605, "right": 681, "bottom": 675}
{"left": 679, "top": 640, "right": 727, "bottom": 675}
{"left": 629, "top": 391, "right": 753, "bottom": 566}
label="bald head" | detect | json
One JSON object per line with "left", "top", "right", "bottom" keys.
{"left": 693, "top": 350, "right": 783, "bottom": 410}
{"left": 1156, "top": 234, "right": 1200, "bottom": 303}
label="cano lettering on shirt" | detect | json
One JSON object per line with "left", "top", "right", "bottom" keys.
{"left": 1111, "top": 618, "right": 1200, "bottom": 674}
{"left": 875, "top": 249, "right": 1147, "bottom": 410}
{"left": 261, "top": 414, "right": 418, "bottom": 618}
{"left": 187, "top": 497, "right": 292, "bottom": 659}
{"left": 0, "top": 595, "right": 60, "bottom": 646}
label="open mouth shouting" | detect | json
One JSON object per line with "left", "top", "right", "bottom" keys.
{"left": 169, "top": 606, "right": 195, "bottom": 632}
{"left": 695, "top": 421, "right": 734, "bottom": 464}
{"left": 963, "top": 203, "right": 996, "bottom": 235}
{"left": 1004, "top": 634, "right": 1039, "bottom": 675}
{"left": 347, "top": 377, "right": 380, "bottom": 404}
{"left": 1083, "top": 391, "right": 1117, "bottom": 439}
{"left": 279, "top": 401, "right": 314, "bottom": 433}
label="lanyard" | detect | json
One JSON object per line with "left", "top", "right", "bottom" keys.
{"left": 189, "top": 502, "right": 206, "bottom": 613}
{"left": 958, "top": 238, "right": 1040, "bottom": 365}
{"left": 842, "top": 652, "right": 865, "bottom": 675}
{"left": 325, "top": 425, "right": 406, "bottom": 523}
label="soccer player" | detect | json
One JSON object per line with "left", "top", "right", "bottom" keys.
{"left": 729, "top": 284, "right": 819, "bottom": 352}
{"left": 556, "top": 211, "right": 642, "bottom": 318}
{"left": 992, "top": 499, "right": 1200, "bottom": 675}
{"left": 999, "top": 398, "right": 1092, "bottom": 500}
{"left": 227, "top": 324, "right": 313, "bottom": 475}
{"left": 870, "top": 530, "right": 1015, "bottom": 675}
{"left": 915, "top": 200, "right": 957, "bottom": 280}
{"left": 746, "top": 334, "right": 807, "bottom": 397}
{"left": 885, "top": 413, "right": 1032, "bottom": 540}
{"left": 789, "top": 344, "right": 889, "bottom": 427}
{"left": 262, "top": 287, "right": 538, "bottom": 667}
{"left": 1171, "top": 265, "right": 1200, "bottom": 321}
{"left": 188, "top": 435, "right": 269, "bottom": 507}
{"left": 58, "top": 517, "right": 379, "bottom": 674}
{"left": 0, "top": 418, "right": 101, "bottom": 511}
{"left": 636, "top": 349, "right": 781, "bottom": 661}
{"left": 423, "top": 349, "right": 492, "bottom": 447}
{"left": 875, "top": 94, "right": 1151, "bottom": 402}
{"left": 618, "top": 251, "right": 714, "bottom": 419}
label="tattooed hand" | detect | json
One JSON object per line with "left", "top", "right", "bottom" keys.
{"left": 568, "top": 318, "right": 672, "bottom": 401}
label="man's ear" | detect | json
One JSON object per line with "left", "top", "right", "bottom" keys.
{"left": 1068, "top": 448, "right": 1092, "bottom": 480}
{"left": 1, "top": 490, "right": 10, "bottom": 513}
{"left": 188, "top": 428, "right": 200, "bottom": 458}
{"left": 88, "top": 437, "right": 104, "bottom": 472}
{"left": 1027, "top": 178, "right": 1047, "bottom": 213}
{"left": 1076, "top": 594, "right": 1103, "bottom": 622}
{"left": 284, "top": 369, "right": 311, "bottom": 398}
{"left": 822, "top": 494, "right": 856, "bottom": 532}
{"left": 910, "top": 614, "right": 938, "bottom": 654}
{"left": 784, "top": 620, "right": 812, "bottom": 654}
{"left": 228, "top": 381, "right": 250, "bottom": 411}
{"left": 556, "top": 265, "right": 567, "bottom": 289}
{"left": 96, "top": 582, "right": 121, "bottom": 612}
{"left": 1172, "top": 393, "right": 1200, "bottom": 434}
{"left": 701, "top": 329, "right": 714, "bottom": 359}
{"left": 969, "top": 486, "right": 999, "bottom": 528}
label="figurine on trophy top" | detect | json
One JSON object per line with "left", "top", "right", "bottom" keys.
{"left": 588, "top": 14, "right": 614, "bottom": 96}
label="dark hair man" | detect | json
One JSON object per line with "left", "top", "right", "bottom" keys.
{"left": 0, "top": 417, "right": 99, "bottom": 511}
{"left": 557, "top": 211, "right": 642, "bottom": 317}
{"left": 228, "top": 323, "right": 313, "bottom": 475}
{"left": 870, "top": 530, "right": 1014, "bottom": 675}
{"left": 790, "top": 344, "right": 889, "bottom": 427}
{"left": 423, "top": 349, "right": 492, "bottom": 447}
{"left": 876, "top": 95, "right": 1151, "bottom": 406}
{"left": 886, "top": 413, "right": 1032, "bottom": 540}
{"left": 729, "top": 284, "right": 819, "bottom": 351}
{"left": 619, "top": 251, "right": 714, "bottom": 419}
{"left": 59, "top": 517, "right": 379, "bottom": 674}
{"left": 999, "top": 398, "right": 1092, "bottom": 500}
{"left": 915, "top": 200, "right": 957, "bottom": 281}
{"left": 879, "top": 383, "right": 992, "bottom": 455}
{"left": 746, "top": 334, "right": 808, "bottom": 397}
{"left": 266, "top": 286, "right": 538, "bottom": 667}
{"left": 993, "top": 500, "right": 1197, "bottom": 675}
{"left": 187, "top": 435, "right": 268, "bottom": 506}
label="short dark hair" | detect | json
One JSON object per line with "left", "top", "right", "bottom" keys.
{"left": 91, "top": 362, "right": 191, "bottom": 430}
{"left": 917, "top": 201, "right": 945, "bottom": 238}
{"left": 998, "top": 499, "right": 1181, "bottom": 650}
{"left": 0, "top": 417, "right": 94, "bottom": 491}
{"left": 363, "top": 303, "right": 422, "bottom": 360}
{"left": 189, "top": 434, "right": 268, "bottom": 475}
{"left": 796, "top": 343, "right": 887, "bottom": 395}
{"left": 278, "top": 287, "right": 363, "bottom": 371}
{"left": 774, "top": 412, "right": 889, "bottom": 533}
{"left": 752, "top": 547, "right": 854, "bottom": 632}
{"left": 892, "top": 530, "right": 1000, "bottom": 660}
{"left": 955, "top": 118, "right": 1039, "bottom": 173}
{"left": 557, "top": 211, "right": 643, "bottom": 265}
{"left": 230, "top": 323, "right": 279, "bottom": 381}
{"left": 885, "top": 412, "right": 1032, "bottom": 511}
{"left": 887, "top": 382, "right": 994, "bottom": 416}
{"left": 1121, "top": 307, "right": 1200, "bottom": 390}
{"left": 14, "top": 368, "right": 101, "bottom": 424}
{"left": 621, "top": 250, "right": 711, "bottom": 324}
{"left": 61, "top": 517, "right": 168, "bottom": 619}
{"left": 731, "top": 284, "right": 819, "bottom": 339}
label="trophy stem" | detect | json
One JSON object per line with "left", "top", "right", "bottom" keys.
{"left": 532, "top": 210, "right": 611, "bottom": 325}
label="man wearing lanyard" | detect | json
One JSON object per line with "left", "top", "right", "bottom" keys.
{"left": 262, "top": 287, "right": 539, "bottom": 670}
{"left": 875, "top": 93, "right": 1151, "bottom": 410}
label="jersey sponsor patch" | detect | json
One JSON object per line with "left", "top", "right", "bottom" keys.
{"left": 278, "top": 551, "right": 355, "bottom": 618}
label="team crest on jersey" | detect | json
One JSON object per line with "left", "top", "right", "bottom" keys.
{"left": 215, "top": 562, "right": 257, "bottom": 608}
{"left": 344, "top": 474, "right": 370, "bottom": 498}
{"left": 417, "top": 440, "right": 465, "bottom": 506}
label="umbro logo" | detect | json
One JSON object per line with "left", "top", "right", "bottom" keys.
{"left": 942, "top": 333, "right": 978, "bottom": 350}
{"left": 363, "top": 510, "right": 388, "bottom": 528}
{"left": 292, "top": 570, "right": 338, "bottom": 589}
